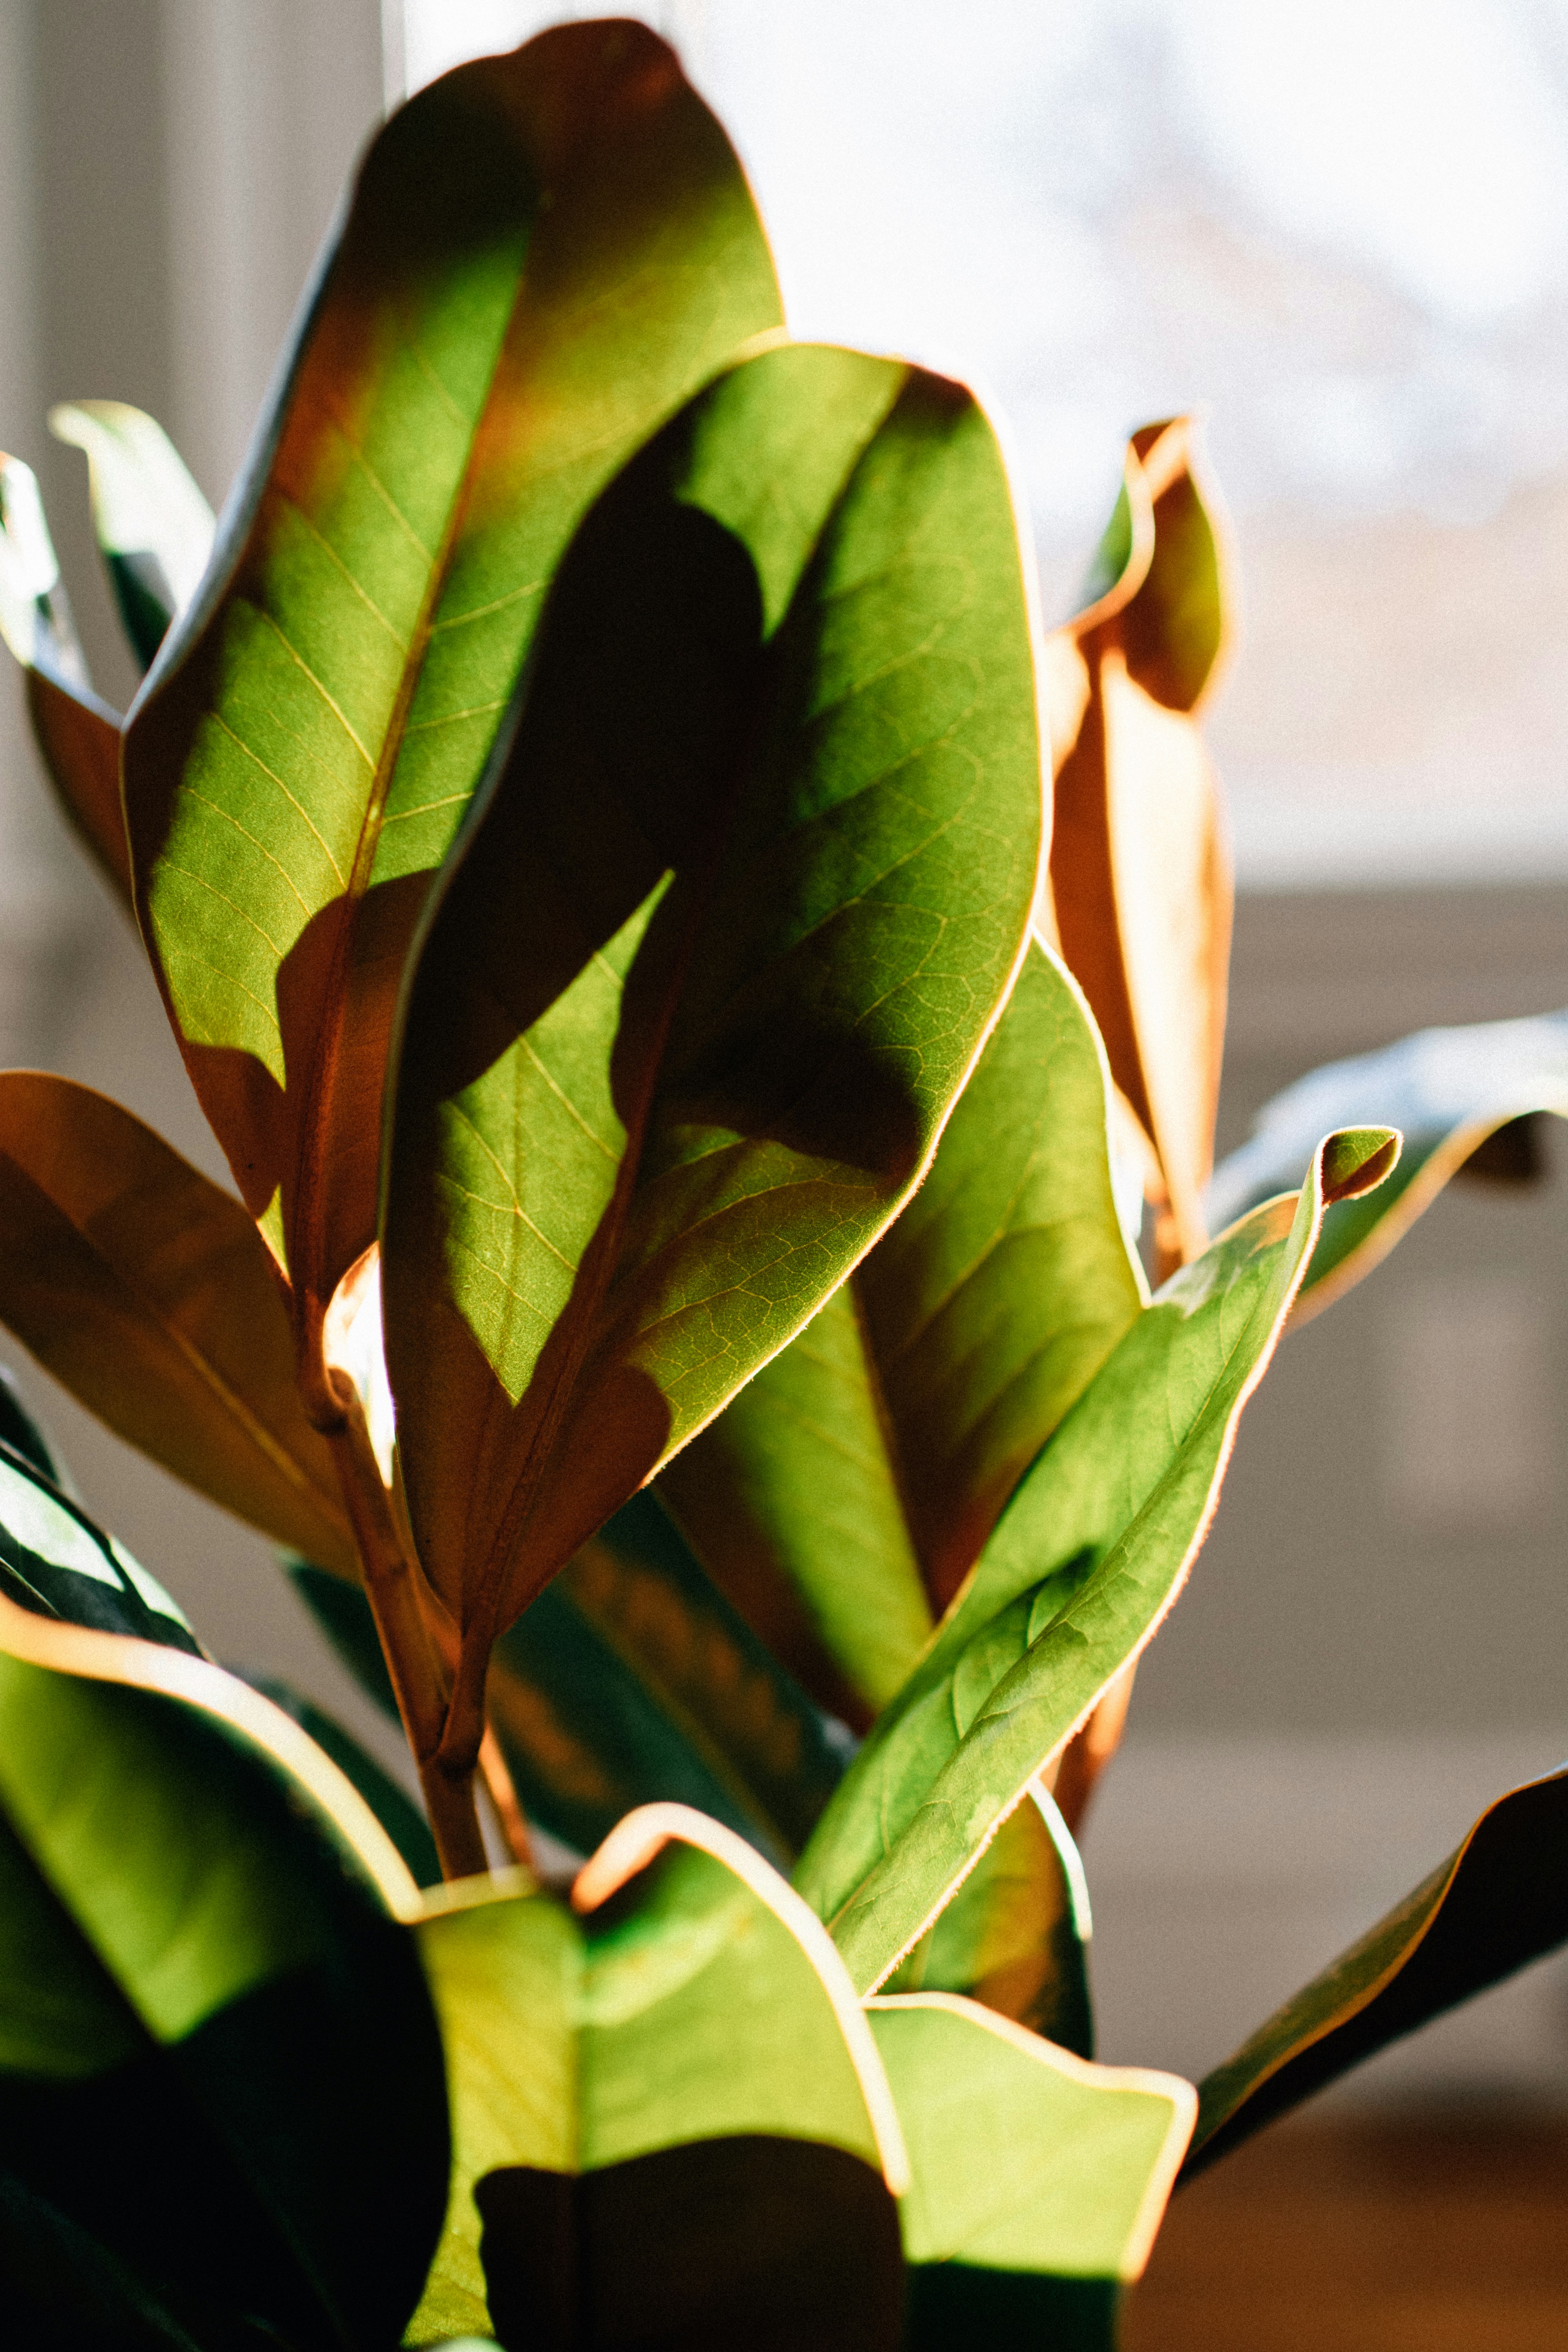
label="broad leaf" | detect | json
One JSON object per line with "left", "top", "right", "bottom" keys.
{"left": 242, "top": 1674, "right": 440, "bottom": 1889}
{"left": 1207, "top": 1007, "right": 1568, "bottom": 1320}
{"left": 660, "top": 940, "right": 1143, "bottom": 1725}
{"left": 122, "top": 23, "right": 783, "bottom": 1406}
{"left": 384, "top": 338, "right": 1042, "bottom": 1772}
{"left": 881, "top": 1780, "right": 1094, "bottom": 2057}
{"left": 1043, "top": 418, "right": 1233, "bottom": 1273}
{"left": 797, "top": 1127, "right": 1399, "bottom": 1994}
{"left": 1186, "top": 1760, "right": 1568, "bottom": 2177}
{"left": 868, "top": 1990, "right": 1194, "bottom": 2347}
{"left": 294, "top": 1494, "right": 850, "bottom": 1869}
{"left": 0, "top": 1440, "right": 197, "bottom": 1655}
{"left": 410, "top": 1804, "right": 907, "bottom": 2345}
{"left": 0, "top": 449, "right": 132, "bottom": 909}
{"left": 51, "top": 400, "right": 215, "bottom": 670}
{"left": 0, "top": 1073, "right": 357, "bottom": 1575}
{"left": 0, "top": 1591, "right": 444, "bottom": 2349}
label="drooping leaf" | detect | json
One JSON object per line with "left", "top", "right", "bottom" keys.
{"left": 242, "top": 1673, "right": 440, "bottom": 1887}
{"left": 797, "top": 1127, "right": 1399, "bottom": 1994}
{"left": 122, "top": 23, "right": 783, "bottom": 1406}
{"left": 50, "top": 401, "right": 215, "bottom": 670}
{"left": 384, "top": 339, "right": 1043, "bottom": 1772}
{"left": 881, "top": 1780, "right": 1094, "bottom": 2057}
{"left": 868, "top": 1990, "right": 1194, "bottom": 2347}
{"left": 0, "top": 1591, "right": 444, "bottom": 2349}
{"left": 410, "top": 1804, "right": 907, "bottom": 2346}
{"left": 293, "top": 1494, "right": 851, "bottom": 1869}
{"left": 1207, "top": 1007, "right": 1568, "bottom": 1320}
{"left": 0, "top": 1073, "right": 357, "bottom": 1575}
{"left": 0, "top": 1441, "right": 198, "bottom": 1655}
{"left": 0, "top": 449, "right": 132, "bottom": 909}
{"left": 1186, "top": 1760, "right": 1568, "bottom": 2178}
{"left": 660, "top": 940, "right": 1143, "bottom": 1726}
{"left": 1043, "top": 418, "right": 1234, "bottom": 1274}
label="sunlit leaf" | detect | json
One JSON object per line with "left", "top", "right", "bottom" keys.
{"left": 50, "top": 400, "right": 215, "bottom": 670}
{"left": 660, "top": 941, "right": 1143, "bottom": 1726}
{"left": 797, "top": 1128, "right": 1399, "bottom": 1994}
{"left": 0, "top": 1366, "right": 65, "bottom": 1486}
{"left": 0, "top": 1442, "right": 197, "bottom": 1655}
{"left": 1043, "top": 417, "right": 1233, "bottom": 1274}
{"left": 0, "top": 1073, "right": 357, "bottom": 1575}
{"left": 242, "top": 1673, "right": 439, "bottom": 1888}
{"left": 410, "top": 1805, "right": 907, "bottom": 2345}
{"left": 0, "top": 1592, "right": 442, "bottom": 2347}
{"left": 868, "top": 1990, "right": 1193, "bottom": 2347}
{"left": 122, "top": 24, "right": 782, "bottom": 1410}
{"left": 1207, "top": 1006, "right": 1568, "bottom": 1320}
{"left": 384, "top": 338, "right": 1042, "bottom": 1772}
{"left": 1187, "top": 1760, "right": 1568, "bottom": 2177}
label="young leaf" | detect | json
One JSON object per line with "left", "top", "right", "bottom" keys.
{"left": 410, "top": 1805, "right": 907, "bottom": 2345}
{"left": 867, "top": 1991, "right": 1193, "bottom": 2347}
{"left": 797, "top": 1127, "right": 1399, "bottom": 1994}
{"left": 881, "top": 1781, "right": 1094, "bottom": 2057}
{"left": 50, "top": 400, "right": 215, "bottom": 670}
{"left": 1186, "top": 1761, "right": 1568, "bottom": 2178}
{"left": 0, "top": 1442, "right": 198, "bottom": 1654}
{"left": 1207, "top": 1007, "right": 1568, "bottom": 1320}
{"left": 0, "top": 1073, "right": 357, "bottom": 1575}
{"left": 0, "top": 1592, "right": 444, "bottom": 2349}
{"left": 659, "top": 940, "right": 1144, "bottom": 1725}
{"left": 0, "top": 449, "right": 132, "bottom": 909}
{"left": 384, "top": 339, "right": 1043, "bottom": 1773}
{"left": 1043, "top": 418, "right": 1233, "bottom": 1273}
{"left": 122, "top": 22, "right": 784, "bottom": 1411}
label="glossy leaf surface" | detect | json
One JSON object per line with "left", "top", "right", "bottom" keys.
{"left": 1207, "top": 1007, "right": 1568, "bottom": 1319}
{"left": 1043, "top": 418, "right": 1233, "bottom": 1270}
{"left": 411, "top": 1805, "right": 906, "bottom": 2344}
{"left": 384, "top": 338, "right": 1042, "bottom": 1756}
{"left": 660, "top": 941, "right": 1143, "bottom": 1724}
{"left": 0, "top": 1441, "right": 197, "bottom": 1654}
{"left": 0, "top": 1073, "right": 357, "bottom": 1574}
{"left": 798, "top": 1128, "right": 1398, "bottom": 1993}
{"left": 1187, "top": 1761, "right": 1568, "bottom": 2176}
{"left": 51, "top": 400, "right": 215, "bottom": 670}
{"left": 869, "top": 1991, "right": 1193, "bottom": 2347}
{"left": 0, "top": 1593, "right": 443, "bottom": 2349}
{"left": 122, "top": 23, "right": 783, "bottom": 1386}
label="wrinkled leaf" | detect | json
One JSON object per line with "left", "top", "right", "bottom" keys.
{"left": 51, "top": 400, "right": 215, "bottom": 670}
{"left": 0, "top": 1591, "right": 443, "bottom": 2349}
{"left": 1043, "top": 418, "right": 1233, "bottom": 1272}
{"left": 0, "top": 1073, "right": 357, "bottom": 1575}
{"left": 410, "top": 1804, "right": 906, "bottom": 2345}
{"left": 1207, "top": 1007, "right": 1568, "bottom": 1319}
{"left": 661, "top": 941, "right": 1143, "bottom": 1726}
{"left": 881, "top": 1780, "right": 1094, "bottom": 2057}
{"left": 385, "top": 338, "right": 1042, "bottom": 1769}
{"left": 0, "top": 449, "right": 132, "bottom": 909}
{"left": 868, "top": 1990, "right": 1194, "bottom": 2347}
{"left": 1187, "top": 1760, "right": 1568, "bottom": 2177}
{"left": 798, "top": 1128, "right": 1399, "bottom": 1993}
{"left": 0, "top": 1441, "right": 197, "bottom": 1655}
{"left": 123, "top": 23, "right": 782, "bottom": 1405}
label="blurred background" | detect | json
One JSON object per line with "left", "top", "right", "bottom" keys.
{"left": 3, "top": 0, "right": 1568, "bottom": 2200}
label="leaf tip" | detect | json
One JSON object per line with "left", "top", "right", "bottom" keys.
{"left": 1319, "top": 1125, "right": 1401, "bottom": 1205}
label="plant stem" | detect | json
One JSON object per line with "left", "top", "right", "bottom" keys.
{"left": 325, "top": 1388, "right": 487, "bottom": 1881}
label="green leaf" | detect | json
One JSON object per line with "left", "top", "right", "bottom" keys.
{"left": 0, "top": 1590, "right": 445, "bottom": 2348}
{"left": 384, "top": 338, "right": 1042, "bottom": 1757}
{"left": 122, "top": 24, "right": 782, "bottom": 1399}
{"left": 659, "top": 940, "right": 1143, "bottom": 1724}
{"left": 293, "top": 1496, "right": 850, "bottom": 1868}
{"left": 242, "top": 1673, "right": 440, "bottom": 1889}
{"left": 410, "top": 1804, "right": 907, "bottom": 2345}
{"left": 0, "top": 449, "right": 133, "bottom": 910}
{"left": 50, "top": 401, "right": 215, "bottom": 671}
{"left": 0, "top": 1366, "right": 65, "bottom": 1486}
{"left": 1208, "top": 1007, "right": 1568, "bottom": 1317}
{"left": 0, "top": 1443, "right": 197, "bottom": 1654}
{"left": 1187, "top": 1760, "right": 1568, "bottom": 2177}
{"left": 797, "top": 1127, "right": 1398, "bottom": 1994}
{"left": 867, "top": 1990, "right": 1194, "bottom": 2347}
{"left": 0, "top": 1073, "right": 359, "bottom": 1576}
{"left": 881, "top": 1781, "right": 1094, "bottom": 2058}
